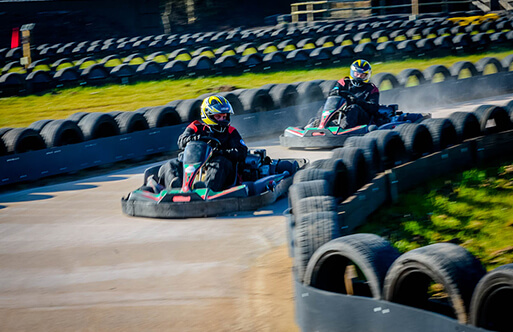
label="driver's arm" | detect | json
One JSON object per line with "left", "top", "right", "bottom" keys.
{"left": 356, "top": 85, "right": 380, "bottom": 116}
{"left": 177, "top": 121, "right": 203, "bottom": 149}
{"left": 219, "top": 128, "right": 248, "bottom": 162}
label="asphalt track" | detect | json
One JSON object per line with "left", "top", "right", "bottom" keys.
{"left": 0, "top": 93, "right": 512, "bottom": 331}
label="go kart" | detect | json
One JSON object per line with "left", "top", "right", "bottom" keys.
{"left": 280, "top": 92, "right": 429, "bottom": 149}
{"left": 121, "top": 137, "right": 307, "bottom": 218}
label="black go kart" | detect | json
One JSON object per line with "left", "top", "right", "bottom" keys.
{"left": 121, "top": 137, "right": 308, "bottom": 218}
{"left": 280, "top": 92, "right": 430, "bottom": 149}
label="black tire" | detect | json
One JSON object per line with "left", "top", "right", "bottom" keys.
{"left": 504, "top": 99, "right": 513, "bottom": 123}
{"left": 0, "top": 128, "right": 13, "bottom": 137}
{"left": 472, "top": 105, "right": 512, "bottom": 134}
{"left": 78, "top": 113, "right": 120, "bottom": 140}
{"left": 423, "top": 64, "right": 452, "bottom": 83}
{"left": 341, "top": 135, "right": 382, "bottom": 175}
{"left": 328, "top": 147, "right": 370, "bottom": 193}
{"left": 475, "top": 56, "right": 504, "bottom": 75}
{"left": 108, "top": 111, "right": 123, "bottom": 118}
{"left": 304, "top": 233, "right": 400, "bottom": 299}
{"left": 370, "top": 72, "right": 401, "bottom": 90}
{"left": 353, "top": 42, "right": 377, "bottom": 58}
{"left": 376, "top": 41, "right": 397, "bottom": 57}
{"left": 28, "top": 119, "right": 53, "bottom": 132}
{"left": 175, "top": 99, "right": 203, "bottom": 122}
{"left": 396, "top": 68, "right": 426, "bottom": 87}
{"left": 294, "top": 195, "right": 338, "bottom": 216}
{"left": 1, "top": 128, "right": 47, "bottom": 154}
{"left": 67, "top": 112, "right": 90, "bottom": 123}
{"left": 393, "top": 123, "right": 434, "bottom": 160}
{"left": 144, "top": 106, "right": 181, "bottom": 128}
{"left": 449, "top": 61, "right": 479, "bottom": 79}
{"left": 419, "top": 118, "right": 459, "bottom": 151}
{"left": 319, "top": 80, "right": 337, "bottom": 97}
{"left": 40, "top": 119, "right": 85, "bottom": 147}
{"left": 384, "top": 243, "right": 486, "bottom": 324}
{"left": 293, "top": 168, "right": 334, "bottom": 195}
{"left": 268, "top": 84, "right": 298, "bottom": 109}
{"left": 288, "top": 179, "right": 331, "bottom": 211}
{"left": 238, "top": 88, "right": 274, "bottom": 113}
{"left": 187, "top": 55, "right": 215, "bottom": 72}
{"left": 293, "top": 168, "right": 332, "bottom": 184}
{"left": 0, "top": 133, "right": 7, "bottom": 156}
{"left": 307, "top": 158, "right": 350, "bottom": 199}
{"left": 80, "top": 63, "right": 109, "bottom": 80}
{"left": 294, "top": 81, "right": 325, "bottom": 104}
{"left": 293, "top": 211, "right": 341, "bottom": 282}
{"left": 365, "top": 130, "right": 409, "bottom": 169}
{"left": 115, "top": 112, "right": 149, "bottom": 134}
{"left": 470, "top": 264, "right": 513, "bottom": 332}
{"left": 448, "top": 112, "right": 482, "bottom": 141}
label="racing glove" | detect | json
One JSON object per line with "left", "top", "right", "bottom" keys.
{"left": 189, "top": 134, "right": 204, "bottom": 142}
{"left": 346, "top": 95, "right": 357, "bottom": 104}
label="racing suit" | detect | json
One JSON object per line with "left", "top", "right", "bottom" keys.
{"left": 328, "top": 77, "right": 380, "bottom": 129}
{"left": 158, "top": 120, "right": 248, "bottom": 192}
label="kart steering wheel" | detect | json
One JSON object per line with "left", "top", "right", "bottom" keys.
{"left": 199, "top": 136, "right": 221, "bottom": 149}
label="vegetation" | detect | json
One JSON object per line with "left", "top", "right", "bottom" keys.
{"left": 358, "top": 160, "right": 513, "bottom": 271}
{"left": 0, "top": 49, "right": 512, "bottom": 128}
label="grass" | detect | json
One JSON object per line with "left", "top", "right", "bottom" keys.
{"left": 1, "top": 48, "right": 513, "bottom": 128}
{"left": 358, "top": 160, "right": 513, "bottom": 271}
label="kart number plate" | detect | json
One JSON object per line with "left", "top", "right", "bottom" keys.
{"left": 173, "top": 196, "right": 192, "bottom": 202}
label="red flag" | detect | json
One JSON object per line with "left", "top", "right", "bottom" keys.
{"left": 11, "top": 27, "right": 20, "bottom": 48}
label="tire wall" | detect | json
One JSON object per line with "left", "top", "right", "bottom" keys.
{"left": 2, "top": 70, "right": 513, "bottom": 186}
{"left": 291, "top": 119, "right": 513, "bottom": 332}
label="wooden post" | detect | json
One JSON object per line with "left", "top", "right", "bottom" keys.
{"left": 20, "top": 23, "right": 35, "bottom": 69}
{"left": 292, "top": 3, "right": 299, "bottom": 22}
{"left": 411, "top": 0, "right": 419, "bottom": 15}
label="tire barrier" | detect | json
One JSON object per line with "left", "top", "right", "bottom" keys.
{"left": 288, "top": 102, "right": 513, "bottom": 331}
{"left": 383, "top": 243, "right": 486, "bottom": 324}
{"left": 1, "top": 66, "right": 513, "bottom": 184}
{"left": 304, "top": 233, "right": 401, "bottom": 299}
{"left": 2, "top": 10, "right": 513, "bottom": 96}
{"left": 470, "top": 264, "right": 513, "bottom": 331}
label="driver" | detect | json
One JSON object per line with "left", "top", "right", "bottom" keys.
{"left": 158, "top": 95, "right": 248, "bottom": 192}
{"left": 307, "top": 59, "right": 380, "bottom": 129}
{"left": 330, "top": 59, "right": 380, "bottom": 129}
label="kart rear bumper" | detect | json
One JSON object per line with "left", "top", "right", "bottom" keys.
{"left": 121, "top": 176, "right": 293, "bottom": 218}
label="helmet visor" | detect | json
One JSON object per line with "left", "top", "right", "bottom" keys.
{"left": 352, "top": 67, "right": 370, "bottom": 81}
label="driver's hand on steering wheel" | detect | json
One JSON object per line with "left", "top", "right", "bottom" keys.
{"left": 346, "top": 94, "right": 357, "bottom": 104}
{"left": 189, "top": 134, "right": 203, "bottom": 142}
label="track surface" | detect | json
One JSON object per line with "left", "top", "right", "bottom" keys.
{"left": 0, "top": 94, "right": 511, "bottom": 331}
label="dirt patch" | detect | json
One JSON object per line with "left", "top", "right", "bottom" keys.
{"left": 235, "top": 244, "right": 298, "bottom": 331}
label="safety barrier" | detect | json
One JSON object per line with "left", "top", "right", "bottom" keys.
{"left": 2, "top": 67, "right": 513, "bottom": 187}
{"left": 2, "top": 10, "right": 513, "bottom": 97}
{"left": 285, "top": 91, "right": 513, "bottom": 331}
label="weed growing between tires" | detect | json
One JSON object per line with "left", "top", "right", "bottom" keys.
{"left": 358, "top": 161, "right": 513, "bottom": 271}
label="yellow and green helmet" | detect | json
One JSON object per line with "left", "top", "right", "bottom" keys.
{"left": 200, "top": 95, "right": 234, "bottom": 132}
